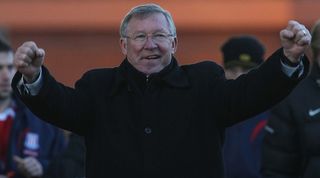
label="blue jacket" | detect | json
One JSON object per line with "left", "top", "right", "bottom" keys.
{"left": 223, "top": 112, "right": 269, "bottom": 178}
{"left": 0, "top": 97, "right": 66, "bottom": 178}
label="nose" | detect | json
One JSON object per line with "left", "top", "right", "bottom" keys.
{"left": 143, "top": 35, "right": 158, "bottom": 49}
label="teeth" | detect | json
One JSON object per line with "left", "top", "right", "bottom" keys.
{"left": 146, "top": 55, "right": 159, "bottom": 59}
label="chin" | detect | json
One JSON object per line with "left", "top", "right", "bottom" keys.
{"left": 0, "top": 92, "right": 12, "bottom": 100}
{"left": 148, "top": 63, "right": 164, "bottom": 71}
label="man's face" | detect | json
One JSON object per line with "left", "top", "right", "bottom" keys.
{"left": 120, "top": 13, "right": 177, "bottom": 75}
{"left": 225, "top": 66, "right": 249, "bottom": 80}
{"left": 0, "top": 51, "right": 15, "bottom": 100}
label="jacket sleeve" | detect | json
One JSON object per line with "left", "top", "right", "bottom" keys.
{"left": 11, "top": 66, "right": 95, "bottom": 135}
{"left": 261, "top": 97, "right": 303, "bottom": 178}
{"left": 209, "top": 48, "right": 309, "bottom": 127}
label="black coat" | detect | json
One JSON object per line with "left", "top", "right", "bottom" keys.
{"left": 43, "top": 133, "right": 85, "bottom": 178}
{"left": 12, "top": 48, "right": 308, "bottom": 178}
{"left": 262, "top": 63, "right": 320, "bottom": 178}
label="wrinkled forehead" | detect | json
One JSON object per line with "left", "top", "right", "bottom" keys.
{"left": 127, "top": 13, "right": 171, "bottom": 33}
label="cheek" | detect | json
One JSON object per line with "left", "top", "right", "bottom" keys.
{"left": 162, "top": 55, "right": 171, "bottom": 63}
{"left": 127, "top": 44, "right": 143, "bottom": 55}
{"left": 225, "top": 71, "right": 237, "bottom": 80}
{"left": 126, "top": 48, "right": 143, "bottom": 65}
{"left": 231, "top": 71, "right": 244, "bottom": 79}
{"left": 158, "top": 43, "right": 174, "bottom": 54}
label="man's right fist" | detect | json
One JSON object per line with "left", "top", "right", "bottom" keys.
{"left": 14, "top": 41, "right": 45, "bottom": 83}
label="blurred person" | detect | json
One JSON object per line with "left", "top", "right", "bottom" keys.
{"left": 0, "top": 39, "right": 65, "bottom": 178}
{"left": 262, "top": 19, "right": 320, "bottom": 178}
{"left": 43, "top": 133, "right": 85, "bottom": 178}
{"left": 221, "top": 35, "right": 267, "bottom": 178}
{"left": 12, "top": 3, "right": 310, "bottom": 178}
{"left": 222, "top": 35, "right": 265, "bottom": 79}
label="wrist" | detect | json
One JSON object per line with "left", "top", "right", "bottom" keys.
{"left": 23, "top": 71, "right": 40, "bottom": 84}
{"left": 281, "top": 50, "right": 302, "bottom": 67}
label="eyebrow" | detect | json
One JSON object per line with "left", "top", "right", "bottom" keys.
{"left": 131, "top": 28, "right": 170, "bottom": 34}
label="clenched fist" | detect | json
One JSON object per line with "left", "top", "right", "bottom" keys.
{"left": 14, "top": 41, "right": 45, "bottom": 83}
{"left": 280, "top": 20, "right": 311, "bottom": 63}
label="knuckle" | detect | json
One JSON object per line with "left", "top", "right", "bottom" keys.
{"left": 25, "top": 41, "right": 35, "bottom": 46}
{"left": 20, "top": 53, "right": 27, "bottom": 60}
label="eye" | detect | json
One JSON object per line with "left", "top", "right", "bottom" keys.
{"left": 153, "top": 33, "right": 167, "bottom": 39}
{"left": 133, "top": 34, "right": 147, "bottom": 41}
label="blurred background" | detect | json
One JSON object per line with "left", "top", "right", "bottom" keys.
{"left": 0, "top": 0, "right": 318, "bottom": 87}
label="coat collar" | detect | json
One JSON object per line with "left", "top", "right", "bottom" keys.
{"left": 110, "top": 57, "right": 190, "bottom": 95}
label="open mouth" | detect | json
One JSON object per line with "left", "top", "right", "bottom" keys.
{"left": 143, "top": 55, "right": 161, "bottom": 60}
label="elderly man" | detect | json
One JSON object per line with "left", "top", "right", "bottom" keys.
{"left": 12, "top": 3, "right": 310, "bottom": 178}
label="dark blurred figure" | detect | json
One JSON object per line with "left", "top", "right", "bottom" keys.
{"left": 262, "top": 20, "right": 320, "bottom": 178}
{"left": 44, "top": 133, "right": 85, "bottom": 178}
{"left": 222, "top": 35, "right": 268, "bottom": 178}
{"left": 0, "top": 35, "right": 65, "bottom": 178}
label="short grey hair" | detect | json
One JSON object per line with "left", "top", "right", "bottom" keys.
{"left": 120, "top": 3, "right": 177, "bottom": 38}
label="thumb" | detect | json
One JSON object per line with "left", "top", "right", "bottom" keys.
{"left": 36, "top": 48, "right": 45, "bottom": 58}
{"left": 34, "top": 48, "right": 45, "bottom": 67}
{"left": 280, "top": 29, "right": 295, "bottom": 40}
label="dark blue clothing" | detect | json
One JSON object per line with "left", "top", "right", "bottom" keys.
{"left": 0, "top": 97, "right": 66, "bottom": 178}
{"left": 44, "top": 133, "right": 85, "bottom": 178}
{"left": 262, "top": 64, "right": 320, "bottom": 178}
{"left": 223, "top": 112, "right": 269, "bottom": 178}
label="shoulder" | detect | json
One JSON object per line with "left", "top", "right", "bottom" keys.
{"left": 269, "top": 78, "right": 312, "bottom": 121}
{"left": 181, "top": 60, "right": 224, "bottom": 78}
{"left": 279, "top": 76, "right": 312, "bottom": 105}
{"left": 75, "top": 67, "right": 118, "bottom": 87}
{"left": 81, "top": 68, "right": 117, "bottom": 81}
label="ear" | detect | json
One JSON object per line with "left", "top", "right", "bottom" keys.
{"left": 171, "top": 37, "right": 178, "bottom": 54}
{"left": 120, "top": 38, "right": 127, "bottom": 55}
